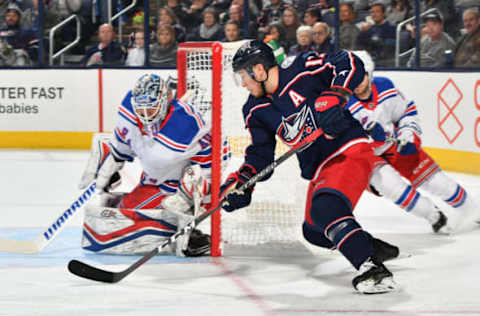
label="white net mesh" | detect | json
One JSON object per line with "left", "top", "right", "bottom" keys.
{"left": 180, "top": 41, "right": 308, "bottom": 249}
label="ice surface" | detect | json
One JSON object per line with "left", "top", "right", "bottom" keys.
{"left": 1, "top": 149, "right": 480, "bottom": 316}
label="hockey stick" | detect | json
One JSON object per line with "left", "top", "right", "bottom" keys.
{"left": 68, "top": 129, "right": 324, "bottom": 283}
{"left": 0, "top": 183, "right": 96, "bottom": 254}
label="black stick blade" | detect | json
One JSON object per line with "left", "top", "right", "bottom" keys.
{"left": 68, "top": 260, "right": 120, "bottom": 283}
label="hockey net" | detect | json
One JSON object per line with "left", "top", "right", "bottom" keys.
{"left": 177, "top": 41, "right": 308, "bottom": 256}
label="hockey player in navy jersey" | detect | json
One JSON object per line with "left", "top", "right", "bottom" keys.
{"left": 347, "top": 51, "right": 479, "bottom": 233}
{"left": 220, "top": 40, "right": 398, "bottom": 294}
{"left": 78, "top": 74, "right": 224, "bottom": 257}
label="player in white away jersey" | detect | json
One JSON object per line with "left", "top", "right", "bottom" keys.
{"left": 78, "top": 74, "right": 228, "bottom": 256}
{"left": 346, "top": 51, "right": 479, "bottom": 233}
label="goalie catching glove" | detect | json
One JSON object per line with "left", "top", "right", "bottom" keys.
{"left": 162, "top": 164, "right": 210, "bottom": 215}
{"left": 219, "top": 165, "right": 256, "bottom": 212}
{"left": 314, "top": 90, "right": 351, "bottom": 138}
{"left": 79, "top": 133, "right": 124, "bottom": 192}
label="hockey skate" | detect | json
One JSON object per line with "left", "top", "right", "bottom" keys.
{"left": 183, "top": 229, "right": 211, "bottom": 257}
{"left": 352, "top": 258, "right": 396, "bottom": 294}
{"left": 431, "top": 211, "right": 452, "bottom": 234}
{"left": 371, "top": 237, "right": 399, "bottom": 262}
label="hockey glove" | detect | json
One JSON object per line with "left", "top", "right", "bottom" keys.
{"left": 79, "top": 134, "right": 124, "bottom": 192}
{"left": 365, "top": 122, "right": 386, "bottom": 142}
{"left": 314, "top": 91, "right": 350, "bottom": 138}
{"left": 396, "top": 130, "right": 420, "bottom": 155}
{"left": 219, "top": 165, "right": 256, "bottom": 212}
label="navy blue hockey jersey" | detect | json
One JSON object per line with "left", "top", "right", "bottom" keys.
{"left": 241, "top": 50, "right": 369, "bottom": 180}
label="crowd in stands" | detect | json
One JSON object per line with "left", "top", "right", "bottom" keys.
{"left": 0, "top": 0, "right": 478, "bottom": 68}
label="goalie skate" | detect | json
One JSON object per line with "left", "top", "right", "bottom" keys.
{"left": 183, "top": 229, "right": 211, "bottom": 257}
{"left": 352, "top": 258, "right": 396, "bottom": 294}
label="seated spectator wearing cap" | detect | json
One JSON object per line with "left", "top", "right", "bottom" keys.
{"left": 81, "top": 24, "right": 126, "bottom": 66}
{"left": 355, "top": 2, "right": 396, "bottom": 66}
{"left": 454, "top": 8, "right": 480, "bottom": 67}
{"left": 288, "top": 25, "right": 315, "bottom": 56}
{"left": 407, "top": 11, "right": 455, "bottom": 67}
{"left": 0, "top": 3, "right": 39, "bottom": 66}
{"left": 312, "top": 21, "right": 335, "bottom": 55}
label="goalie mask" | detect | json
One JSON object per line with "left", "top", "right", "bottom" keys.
{"left": 131, "top": 74, "right": 169, "bottom": 126}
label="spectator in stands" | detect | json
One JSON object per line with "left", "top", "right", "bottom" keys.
{"left": 281, "top": 6, "right": 301, "bottom": 50}
{"left": 187, "top": 7, "right": 224, "bottom": 42}
{"left": 355, "top": 2, "right": 396, "bottom": 66}
{"left": 303, "top": 6, "right": 322, "bottom": 27}
{"left": 312, "top": 21, "right": 335, "bottom": 55}
{"left": 150, "top": 24, "right": 177, "bottom": 67}
{"left": 223, "top": 19, "right": 242, "bottom": 42}
{"left": 288, "top": 25, "right": 314, "bottom": 55}
{"left": 386, "top": 0, "right": 411, "bottom": 25}
{"left": 338, "top": 2, "right": 360, "bottom": 50}
{"left": 420, "top": 0, "right": 457, "bottom": 38}
{"left": 81, "top": 24, "right": 126, "bottom": 66}
{"left": 291, "top": 0, "right": 318, "bottom": 18}
{"left": 407, "top": 11, "right": 455, "bottom": 67}
{"left": 20, "top": 0, "right": 63, "bottom": 31}
{"left": 226, "top": 3, "right": 257, "bottom": 39}
{"left": 266, "top": 22, "right": 289, "bottom": 52}
{"left": 231, "top": 0, "right": 261, "bottom": 20}
{"left": 125, "top": 29, "right": 145, "bottom": 66}
{"left": 354, "top": 0, "right": 390, "bottom": 12}
{"left": 454, "top": 8, "right": 480, "bottom": 67}
{"left": 165, "top": 0, "right": 187, "bottom": 22}
{"left": 257, "top": 0, "right": 289, "bottom": 34}
{"left": 0, "top": 2, "right": 39, "bottom": 66}
{"left": 184, "top": 0, "right": 209, "bottom": 32}
{"left": 158, "top": 6, "right": 186, "bottom": 43}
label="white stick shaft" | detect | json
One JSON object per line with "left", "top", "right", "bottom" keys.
{"left": 0, "top": 183, "right": 96, "bottom": 254}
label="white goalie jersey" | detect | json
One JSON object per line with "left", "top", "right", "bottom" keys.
{"left": 112, "top": 91, "right": 213, "bottom": 189}
{"left": 80, "top": 90, "right": 230, "bottom": 255}
{"left": 345, "top": 76, "right": 422, "bottom": 156}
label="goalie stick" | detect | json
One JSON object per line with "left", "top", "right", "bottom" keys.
{"left": 67, "top": 129, "right": 324, "bottom": 283}
{"left": 0, "top": 182, "right": 96, "bottom": 254}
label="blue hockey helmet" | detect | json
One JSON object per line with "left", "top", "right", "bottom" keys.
{"left": 131, "top": 74, "right": 169, "bottom": 126}
{"left": 232, "top": 40, "right": 277, "bottom": 75}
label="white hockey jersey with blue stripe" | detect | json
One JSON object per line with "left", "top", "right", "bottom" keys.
{"left": 111, "top": 91, "right": 212, "bottom": 192}
{"left": 345, "top": 76, "right": 421, "bottom": 155}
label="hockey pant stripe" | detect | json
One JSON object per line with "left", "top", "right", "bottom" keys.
{"left": 325, "top": 216, "right": 362, "bottom": 248}
{"left": 395, "top": 185, "right": 420, "bottom": 212}
{"left": 411, "top": 164, "right": 439, "bottom": 188}
{"left": 445, "top": 185, "right": 467, "bottom": 208}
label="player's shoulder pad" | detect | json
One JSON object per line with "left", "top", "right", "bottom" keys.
{"left": 117, "top": 90, "right": 138, "bottom": 126}
{"left": 372, "top": 76, "right": 395, "bottom": 92}
{"left": 161, "top": 99, "right": 204, "bottom": 146}
{"left": 242, "top": 95, "right": 272, "bottom": 121}
{"left": 300, "top": 51, "right": 327, "bottom": 68}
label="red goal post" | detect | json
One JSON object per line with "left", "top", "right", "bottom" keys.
{"left": 177, "top": 41, "right": 307, "bottom": 257}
